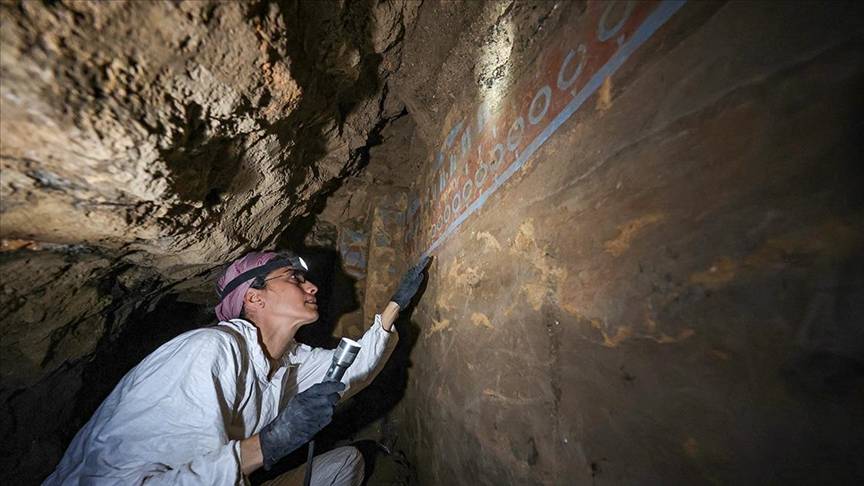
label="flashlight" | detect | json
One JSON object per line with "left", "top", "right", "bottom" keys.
{"left": 324, "top": 337, "right": 361, "bottom": 382}
{"left": 304, "top": 337, "right": 362, "bottom": 486}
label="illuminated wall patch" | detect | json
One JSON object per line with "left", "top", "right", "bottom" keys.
{"left": 407, "top": 0, "right": 686, "bottom": 257}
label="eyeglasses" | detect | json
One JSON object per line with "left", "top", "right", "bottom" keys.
{"left": 263, "top": 270, "right": 307, "bottom": 286}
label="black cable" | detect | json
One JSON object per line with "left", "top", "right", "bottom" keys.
{"left": 303, "top": 440, "right": 315, "bottom": 486}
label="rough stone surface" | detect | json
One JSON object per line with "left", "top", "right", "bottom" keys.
{"left": 0, "top": 245, "right": 176, "bottom": 481}
{"left": 0, "top": 247, "right": 157, "bottom": 390}
{"left": 0, "top": 0, "right": 420, "bottom": 482}
{"left": 0, "top": 0, "right": 418, "bottom": 268}
{"left": 395, "top": 1, "right": 864, "bottom": 484}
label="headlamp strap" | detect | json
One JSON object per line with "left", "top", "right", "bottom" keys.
{"left": 216, "top": 258, "right": 294, "bottom": 301}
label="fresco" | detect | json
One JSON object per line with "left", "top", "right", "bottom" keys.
{"left": 408, "top": 0, "right": 686, "bottom": 257}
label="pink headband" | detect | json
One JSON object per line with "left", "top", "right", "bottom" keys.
{"left": 214, "top": 251, "right": 279, "bottom": 321}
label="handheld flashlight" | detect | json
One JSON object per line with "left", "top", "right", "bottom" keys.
{"left": 304, "top": 337, "right": 362, "bottom": 486}
{"left": 324, "top": 337, "right": 362, "bottom": 382}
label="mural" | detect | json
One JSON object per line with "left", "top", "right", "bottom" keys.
{"left": 407, "top": 0, "right": 687, "bottom": 257}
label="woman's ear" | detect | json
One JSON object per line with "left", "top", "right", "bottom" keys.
{"left": 244, "top": 288, "right": 264, "bottom": 312}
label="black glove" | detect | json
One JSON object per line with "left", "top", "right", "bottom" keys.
{"left": 259, "top": 381, "right": 345, "bottom": 470}
{"left": 390, "top": 256, "right": 431, "bottom": 309}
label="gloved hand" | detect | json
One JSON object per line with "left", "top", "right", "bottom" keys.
{"left": 259, "top": 381, "right": 345, "bottom": 470}
{"left": 390, "top": 256, "right": 431, "bottom": 309}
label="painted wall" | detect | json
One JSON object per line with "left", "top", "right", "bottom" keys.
{"left": 396, "top": 1, "right": 864, "bottom": 483}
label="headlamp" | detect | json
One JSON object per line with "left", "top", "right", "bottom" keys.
{"left": 216, "top": 252, "right": 309, "bottom": 301}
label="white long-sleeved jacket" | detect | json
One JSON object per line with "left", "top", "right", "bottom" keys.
{"left": 45, "top": 316, "right": 397, "bottom": 485}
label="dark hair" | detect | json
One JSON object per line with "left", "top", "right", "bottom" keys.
{"left": 238, "top": 275, "right": 267, "bottom": 321}
{"left": 234, "top": 250, "right": 306, "bottom": 321}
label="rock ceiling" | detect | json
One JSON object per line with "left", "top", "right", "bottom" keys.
{"left": 1, "top": 0, "right": 418, "bottom": 272}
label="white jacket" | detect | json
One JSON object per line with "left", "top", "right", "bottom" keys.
{"left": 45, "top": 316, "right": 397, "bottom": 485}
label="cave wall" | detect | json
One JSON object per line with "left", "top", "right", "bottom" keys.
{"left": 0, "top": 0, "right": 421, "bottom": 482}
{"left": 0, "top": 0, "right": 418, "bottom": 272}
{"left": 0, "top": 244, "right": 210, "bottom": 481}
{"left": 395, "top": 1, "right": 864, "bottom": 484}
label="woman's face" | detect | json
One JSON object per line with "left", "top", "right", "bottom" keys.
{"left": 258, "top": 266, "right": 319, "bottom": 325}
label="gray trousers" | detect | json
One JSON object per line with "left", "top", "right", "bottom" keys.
{"left": 262, "top": 446, "right": 364, "bottom": 486}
